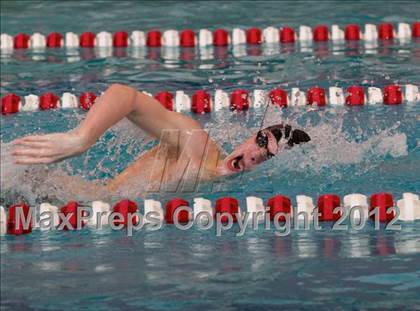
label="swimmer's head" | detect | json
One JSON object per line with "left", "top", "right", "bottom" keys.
{"left": 218, "top": 124, "right": 310, "bottom": 175}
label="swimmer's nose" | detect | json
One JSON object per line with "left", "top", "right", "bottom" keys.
{"left": 250, "top": 150, "right": 266, "bottom": 164}
{"left": 288, "top": 129, "right": 311, "bottom": 147}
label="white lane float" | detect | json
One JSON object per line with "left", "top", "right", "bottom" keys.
{"left": 193, "top": 198, "right": 213, "bottom": 225}
{"left": 343, "top": 193, "right": 369, "bottom": 221}
{"left": 144, "top": 199, "right": 164, "bottom": 223}
{"left": 246, "top": 196, "right": 266, "bottom": 223}
{"left": 37, "top": 203, "right": 60, "bottom": 231}
{"left": 0, "top": 206, "right": 6, "bottom": 235}
{"left": 397, "top": 193, "right": 420, "bottom": 221}
{"left": 88, "top": 201, "right": 111, "bottom": 228}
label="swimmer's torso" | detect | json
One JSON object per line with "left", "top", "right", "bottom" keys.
{"left": 106, "top": 132, "right": 223, "bottom": 192}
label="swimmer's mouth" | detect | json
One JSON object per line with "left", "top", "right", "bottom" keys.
{"left": 227, "top": 155, "right": 244, "bottom": 172}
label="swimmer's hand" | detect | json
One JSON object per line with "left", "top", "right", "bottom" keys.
{"left": 11, "top": 131, "right": 89, "bottom": 164}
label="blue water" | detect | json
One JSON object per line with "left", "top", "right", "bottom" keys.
{"left": 1, "top": 1, "right": 420, "bottom": 310}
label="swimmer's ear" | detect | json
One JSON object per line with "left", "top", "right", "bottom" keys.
{"left": 287, "top": 129, "right": 311, "bottom": 147}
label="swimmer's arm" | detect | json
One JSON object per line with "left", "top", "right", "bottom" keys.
{"left": 79, "top": 84, "right": 201, "bottom": 144}
{"left": 78, "top": 84, "right": 206, "bottom": 149}
{"left": 12, "top": 84, "right": 206, "bottom": 164}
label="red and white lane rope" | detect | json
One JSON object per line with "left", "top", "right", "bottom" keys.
{"left": 1, "top": 22, "right": 419, "bottom": 50}
{"left": 1, "top": 192, "right": 419, "bottom": 235}
{"left": 1, "top": 84, "right": 419, "bottom": 115}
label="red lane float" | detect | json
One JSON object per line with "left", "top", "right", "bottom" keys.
{"left": 280, "top": 26, "right": 295, "bottom": 43}
{"left": 1, "top": 93, "right": 20, "bottom": 115}
{"left": 147, "top": 30, "right": 162, "bottom": 47}
{"left": 378, "top": 23, "right": 394, "bottom": 40}
{"left": 370, "top": 193, "right": 394, "bottom": 222}
{"left": 79, "top": 92, "right": 97, "bottom": 110}
{"left": 180, "top": 29, "right": 195, "bottom": 47}
{"left": 307, "top": 87, "right": 326, "bottom": 106}
{"left": 39, "top": 92, "right": 59, "bottom": 110}
{"left": 112, "top": 200, "right": 138, "bottom": 226}
{"left": 346, "top": 86, "right": 365, "bottom": 106}
{"left": 46, "top": 32, "right": 63, "bottom": 48}
{"left": 318, "top": 194, "right": 341, "bottom": 221}
{"left": 413, "top": 22, "right": 420, "bottom": 38}
{"left": 313, "top": 25, "right": 329, "bottom": 41}
{"left": 7, "top": 204, "right": 32, "bottom": 235}
{"left": 165, "top": 198, "right": 190, "bottom": 224}
{"left": 230, "top": 89, "right": 249, "bottom": 111}
{"left": 154, "top": 91, "right": 174, "bottom": 111}
{"left": 267, "top": 195, "right": 291, "bottom": 221}
{"left": 60, "top": 201, "right": 84, "bottom": 230}
{"left": 213, "top": 28, "right": 229, "bottom": 46}
{"left": 215, "top": 197, "right": 239, "bottom": 223}
{"left": 269, "top": 88, "right": 288, "bottom": 107}
{"left": 383, "top": 85, "right": 402, "bottom": 105}
{"left": 192, "top": 90, "right": 211, "bottom": 113}
{"left": 14, "top": 33, "right": 30, "bottom": 49}
{"left": 80, "top": 32, "right": 95, "bottom": 48}
{"left": 345, "top": 24, "right": 361, "bottom": 41}
{"left": 113, "top": 31, "right": 128, "bottom": 47}
{"left": 246, "top": 27, "right": 262, "bottom": 44}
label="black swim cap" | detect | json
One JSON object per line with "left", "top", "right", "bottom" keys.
{"left": 263, "top": 124, "right": 310, "bottom": 146}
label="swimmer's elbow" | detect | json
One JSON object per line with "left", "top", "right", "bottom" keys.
{"left": 108, "top": 83, "right": 132, "bottom": 93}
{"left": 109, "top": 83, "right": 137, "bottom": 100}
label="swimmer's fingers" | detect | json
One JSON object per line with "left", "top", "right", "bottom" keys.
{"left": 14, "top": 156, "right": 56, "bottom": 165}
{"left": 12, "top": 147, "right": 60, "bottom": 158}
{"left": 12, "top": 140, "right": 50, "bottom": 149}
{"left": 13, "top": 135, "right": 53, "bottom": 144}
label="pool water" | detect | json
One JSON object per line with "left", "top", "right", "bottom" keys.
{"left": 1, "top": 1, "right": 420, "bottom": 310}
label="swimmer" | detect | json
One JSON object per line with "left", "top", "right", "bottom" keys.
{"left": 11, "top": 84, "right": 310, "bottom": 196}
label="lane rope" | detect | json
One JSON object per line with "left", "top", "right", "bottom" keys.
{"left": 1, "top": 38, "right": 416, "bottom": 61}
{"left": 1, "top": 192, "right": 419, "bottom": 235}
{"left": 1, "top": 22, "right": 419, "bottom": 51}
{"left": 1, "top": 84, "right": 419, "bottom": 115}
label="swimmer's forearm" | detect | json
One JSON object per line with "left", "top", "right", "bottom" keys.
{"left": 76, "top": 84, "right": 138, "bottom": 147}
{"left": 75, "top": 83, "right": 202, "bottom": 149}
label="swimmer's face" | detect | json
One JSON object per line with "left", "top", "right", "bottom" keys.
{"left": 219, "top": 125, "right": 310, "bottom": 175}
